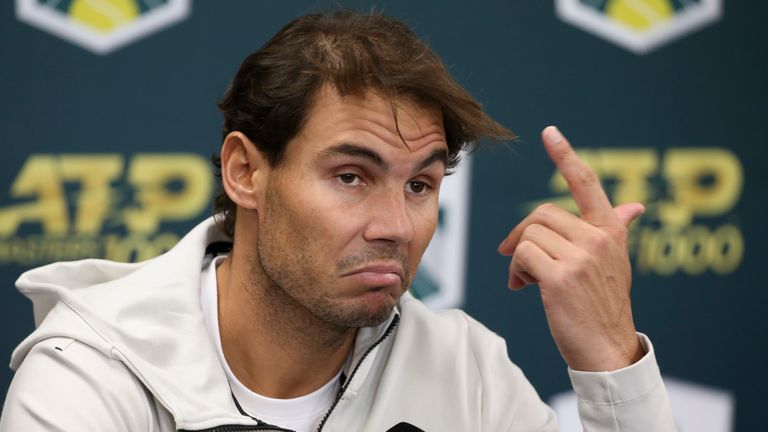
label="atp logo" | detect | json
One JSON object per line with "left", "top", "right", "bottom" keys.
{"left": 410, "top": 157, "right": 472, "bottom": 310}
{"left": 556, "top": 0, "right": 722, "bottom": 54}
{"left": 0, "top": 153, "right": 212, "bottom": 265}
{"left": 523, "top": 147, "right": 744, "bottom": 277}
{"left": 16, "top": 0, "right": 190, "bottom": 55}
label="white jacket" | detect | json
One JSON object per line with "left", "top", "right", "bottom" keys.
{"left": 0, "top": 218, "right": 675, "bottom": 431}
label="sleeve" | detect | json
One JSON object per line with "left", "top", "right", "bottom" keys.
{"left": 567, "top": 333, "right": 677, "bottom": 432}
{"left": 0, "top": 337, "right": 154, "bottom": 432}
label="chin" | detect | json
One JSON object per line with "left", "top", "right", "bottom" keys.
{"left": 354, "top": 309, "right": 394, "bottom": 328}
{"left": 332, "top": 295, "right": 396, "bottom": 328}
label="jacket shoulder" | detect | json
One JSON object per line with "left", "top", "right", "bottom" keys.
{"left": 393, "top": 294, "right": 557, "bottom": 430}
{"left": 397, "top": 293, "right": 505, "bottom": 347}
{"left": 1, "top": 337, "right": 163, "bottom": 431}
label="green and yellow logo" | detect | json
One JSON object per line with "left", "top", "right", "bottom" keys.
{"left": 526, "top": 148, "right": 744, "bottom": 276}
{"left": 556, "top": 0, "right": 722, "bottom": 54}
{"left": 16, "top": 0, "right": 190, "bottom": 55}
{"left": 0, "top": 153, "right": 212, "bottom": 265}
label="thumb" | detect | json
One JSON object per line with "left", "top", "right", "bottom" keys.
{"left": 614, "top": 203, "right": 645, "bottom": 227}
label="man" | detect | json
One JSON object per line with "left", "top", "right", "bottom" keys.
{"left": 0, "top": 10, "right": 675, "bottom": 432}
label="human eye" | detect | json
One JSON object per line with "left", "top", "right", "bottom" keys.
{"left": 405, "top": 180, "right": 433, "bottom": 196}
{"left": 336, "top": 173, "right": 367, "bottom": 187}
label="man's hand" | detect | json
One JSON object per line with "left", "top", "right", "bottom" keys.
{"left": 497, "top": 126, "right": 645, "bottom": 372}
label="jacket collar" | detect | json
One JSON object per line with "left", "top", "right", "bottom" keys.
{"left": 12, "top": 217, "right": 400, "bottom": 431}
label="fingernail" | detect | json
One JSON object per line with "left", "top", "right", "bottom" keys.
{"left": 544, "top": 126, "right": 564, "bottom": 145}
{"left": 631, "top": 203, "right": 646, "bottom": 220}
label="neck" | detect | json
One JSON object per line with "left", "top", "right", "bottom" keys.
{"left": 216, "top": 249, "right": 356, "bottom": 399}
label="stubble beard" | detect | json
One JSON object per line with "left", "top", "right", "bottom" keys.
{"left": 252, "top": 187, "right": 411, "bottom": 333}
{"left": 253, "top": 238, "right": 404, "bottom": 334}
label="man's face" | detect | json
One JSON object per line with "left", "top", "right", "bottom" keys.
{"left": 253, "top": 86, "right": 448, "bottom": 328}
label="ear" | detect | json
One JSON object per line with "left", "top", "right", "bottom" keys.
{"left": 220, "top": 131, "right": 270, "bottom": 211}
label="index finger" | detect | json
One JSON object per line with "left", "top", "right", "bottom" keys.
{"left": 542, "top": 126, "right": 617, "bottom": 226}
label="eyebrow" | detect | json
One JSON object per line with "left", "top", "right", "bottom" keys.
{"left": 416, "top": 148, "right": 449, "bottom": 173}
{"left": 318, "top": 143, "right": 448, "bottom": 173}
{"left": 320, "top": 144, "right": 387, "bottom": 170}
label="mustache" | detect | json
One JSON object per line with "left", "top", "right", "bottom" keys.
{"left": 335, "top": 246, "right": 409, "bottom": 278}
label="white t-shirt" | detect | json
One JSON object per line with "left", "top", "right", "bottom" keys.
{"left": 200, "top": 255, "right": 342, "bottom": 432}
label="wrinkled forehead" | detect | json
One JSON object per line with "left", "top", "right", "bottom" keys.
{"left": 306, "top": 84, "right": 446, "bottom": 146}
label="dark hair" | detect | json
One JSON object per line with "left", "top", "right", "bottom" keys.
{"left": 214, "top": 10, "right": 514, "bottom": 237}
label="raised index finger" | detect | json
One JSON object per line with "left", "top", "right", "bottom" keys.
{"left": 542, "top": 126, "right": 617, "bottom": 226}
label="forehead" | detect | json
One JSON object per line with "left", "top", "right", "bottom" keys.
{"left": 285, "top": 85, "right": 447, "bottom": 161}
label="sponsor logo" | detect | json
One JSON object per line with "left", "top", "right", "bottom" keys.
{"left": 0, "top": 153, "right": 212, "bottom": 265}
{"left": 410, "top": 157, "right": 472, "bottom": 309}
{"left": 550, "top": 375, "right": 735, "bottom": 431}
{"left": 524, "top": 148, "right": 744, "bottom": 276}
{"left": 16, "top": 0, "right": 190, "bottom": 55}
{"left": 556, "top": 0, "right": 722, "bottom": 53}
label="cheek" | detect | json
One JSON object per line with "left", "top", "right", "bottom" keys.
{"left": 282, "top": 188, "right": 364, "bottom": 253}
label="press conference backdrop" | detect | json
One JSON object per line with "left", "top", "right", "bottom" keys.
{"left": 1, "top": 1, "right": 765, "bottom": 430}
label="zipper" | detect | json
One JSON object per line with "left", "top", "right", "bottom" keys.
{"left": 179, "top": 420, "right": 293, "bottom": 432}
{"left": 178, "top": 424, "right": 290, "bottom": 432}
{"left": 177, "top": 398, "right": 296, "bottom": 432}
{"left": 178, "top": 396, "right": 295, "bottom": 432}
{"left": 315, "top": 314, "right": 400, "bottom": 431}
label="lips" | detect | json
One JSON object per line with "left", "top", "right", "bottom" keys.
{"left": 342, "top": 263, "right": 404, "bottom": 286}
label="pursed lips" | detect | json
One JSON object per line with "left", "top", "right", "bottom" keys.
{"left": 342, "top": 263, "right": 405, "bottom": 286}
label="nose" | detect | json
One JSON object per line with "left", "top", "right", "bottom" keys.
{"left": 363, "top": 189, "right": 414, "bottom": 244}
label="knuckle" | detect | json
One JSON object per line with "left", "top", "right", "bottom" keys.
{"left": 524, "top": 223, "right": 544, "bottom": 237}
{"left": 614, "top": 224, "right": 629, "bottom": 239}
{"left": 515, "top": 240, "right": 534, "bottom": 262}
{"left": 550, "top": 268, "right": 568, "bottom": 287}
{"left": 573, "top": 248, "right": 594, "bottom": 269}
{"left": 555, "top": 146, "right": 572, "bottom": 163}
{"left": 575, "top": 167, "right": 599, "bottom": 188}
{"left": 534, "top": 202, "right": 556, "bottom": 216}
{"left": 586, "top": 230, "right": 610, "bottom": 249}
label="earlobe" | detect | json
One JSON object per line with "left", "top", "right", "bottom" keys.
{"left": 220, "top": 132, "right": 269, "bottom": 211}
